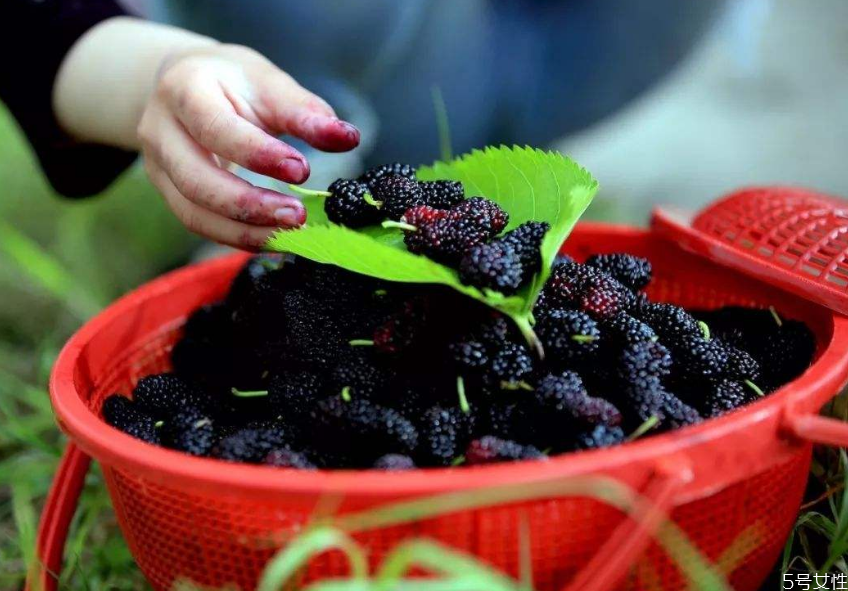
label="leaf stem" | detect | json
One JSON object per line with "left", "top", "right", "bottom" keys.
{"left": 500, "top": 380, "right": 533, "bottom": 391}
{"left": 232, "top": 388, "right": 269, "bottom": 398}
{"left": 698, "top": 321, "right": 711, "bottom": 341}
{"left": 341, "top": 386, "right": 352, "bottom": 402}
{"left": 287, "top": 184, "right": 331, "bottom": 198}
{"left": 744, "top": 380, "right": 765, "bottom": 397}
{"left": 381, "top": 220, "right": 417, "bottom": 232}
{"left": 513, "top": 314, "right": 544, "bottom": 360}
{"left": 349, "top": 339, "right": 375, "bottom": 347}
{"left": 571, "top": 334, "right": 599, "bottom": 344}
{"left": 456, "top": 376, "right": 471, "bottom": 414}
{"left": 769, "top": 305, "right": 783, "bottom": 327}
{"left": 362, "top": 193, "right": 383, "bottom": 208}
{"left": 627, "top": 415, "right": 660, "bottom": 441}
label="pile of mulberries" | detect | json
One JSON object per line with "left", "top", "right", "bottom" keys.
{"left": 320, "top": 163, "right": 549, "bottom": 296}
{"left": 101, "top": 163, "right": 818, "bottom": 470}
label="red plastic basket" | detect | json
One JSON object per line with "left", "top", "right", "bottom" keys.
{"left": 30, "top": 188, "right": 848, "bottom": 591}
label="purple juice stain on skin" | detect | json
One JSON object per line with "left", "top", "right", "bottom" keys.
{"left": 294, "top": 114, "right": 361, "bottom": 152}
{"left": 232, "top": 190, "right": 302, "bottom": 225}
{"left": 247, "top": 143, "right": 309, "bottom": 182}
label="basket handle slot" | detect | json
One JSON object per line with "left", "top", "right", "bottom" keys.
{"left": 561, "top": 457, "right": 692, "bottom": 591}
{"left": 26, "top": 443, "right": 91, "bottom": 591}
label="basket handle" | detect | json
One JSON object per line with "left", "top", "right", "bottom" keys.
{"left": 26, "top": 443, "right": 91, "bottom": 591}
{"left": 784, "top": 406, "right": 848, "bottom": 448}
{"left": 562, "top": 457, "right": 692, "bottom": 591}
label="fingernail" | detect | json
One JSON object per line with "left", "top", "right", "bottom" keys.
{"left": 339, "top": 121, "right": 361, "bottom": 143}
{"left": 275, "top": 206, "right": 305, "bottom": 227}
{"left": 279, "top": 156, "right": 309, "bottom": 183}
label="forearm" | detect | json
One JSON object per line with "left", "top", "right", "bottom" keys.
{"left": 54, "top": 17, "right": 217, "bottom": 150}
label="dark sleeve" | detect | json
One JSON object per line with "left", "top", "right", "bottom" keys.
{"left": 0, "top": 0, "right": 138, "bottom": 198}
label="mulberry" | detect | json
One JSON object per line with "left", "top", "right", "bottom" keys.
{"left": 465, "top": 436, "right": 544, "bottom": 465}
{"left": 420, "top": 180, "right": 465, "bottom": 209}
{"left": 536, "top": 309, "right": 600, "bottom": 364}
{"left": 501, "top": 221, "right": 550, "bottom": 274}
{"left": 359, "top": 162, "right": 417, "bottom": 188}
{"left": 459, "top": 240, "right": 524, "bottom": 294}
{"left": 102, "top": 395, "right": 160, "bottom": 444}
{"left": 534, "top": 372, "right": 622, "bottom": 426}
{"left": 325, "top": 178, "right": 382, "bottom": 227}
{"left": 132, "top": 374, "right": 208, "bottom": 418}
{"left": 160, "top": 407, "right": 215, "bottom": 456}
{"left": 586, "top": 253, "right": 653, "bottom": 291}
{"left": 573, "top": 424, "right": 626, "bottom": 451}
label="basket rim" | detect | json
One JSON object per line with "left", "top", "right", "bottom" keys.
{"left": 49, "top": 222, "right": 848, "bottom": 498}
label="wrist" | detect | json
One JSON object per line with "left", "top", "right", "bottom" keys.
{"left": 54, "top": 17, "right": 217, "bottom": 150}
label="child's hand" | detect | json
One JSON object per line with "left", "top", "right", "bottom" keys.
{"left": 137, "top": 44, "right": 360, "bottom": 249}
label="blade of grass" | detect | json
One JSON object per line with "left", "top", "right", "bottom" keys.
{"left": 257, "top": 528, "right": 368, "bottom": 591}
{"left": 374, "top": 539, "right": 518, "bottom": 591}
{"left": 430, "top": 86, "right": 452, "bottom": 162}
{"left": 0, "top": 217, "right": 103, "bottom": 318}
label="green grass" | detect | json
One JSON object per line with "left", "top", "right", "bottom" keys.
{"left": 1, "top": 99, "right": 846, "bottom": 590}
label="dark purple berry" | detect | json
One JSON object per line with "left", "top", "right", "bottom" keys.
{"left": 417, "top": 406, "right": 475, "bottom": 466}
{"left": 619, "top": 341, "right": 673, "bottom": 384}
{"left": 451, "top": 197, "right": 509, "bottom": 235}
{"left": 660, "top": 393, "right": 702, "bottom": 429}
{"left": 419, "top": 180, "right": 465, "bottom": 209}
{"left": 264, "top": 448, "right": 316, "bottom": 469}
{"left": 465, "top": 436, "right": 544, "bottom": 465}
{"left": 459, "top": 240, "right": 524, "bottom": 294}
{"left": 586, "top": 253, "right": 653, "bottom": 291}
{"left": 602, "top": 312, "right": 657, "bottom": 347}
{"left": 311, "top": 398, "right": 419, "bottom": 464}
{"left": 402, "top": 206, "right": 489, "bottom": 264}
{"left": 373, "top": 454, "right": 416, "bottom": 470}
{"left": 330, "top": 350, "right": 393, "bottom": 400}
{"left": 501, "top": 221, "right": 550, "bottom": 274}
{"left": 637, "top": 303, "right": 701, "bottom": 341}
{"left": 573, "top": 424, "right": 626, "bottom": 451}
{"left": 448, "top": 339, "right": 489, "bottom": 373}
{"left": 487, "top": 342, "right": 535, "bottom": 389}
{"left": 102, "top": 395, "right": 160, "bottom": 444}
{"left": 670, "top": 336, "right": 731, "bottom": 381}
{"left": 359, "top": 162, "right": 417, "bottom": 188}
{"left": 267, "top": 371, "right": 324, "bottom": 418}
{"left": 536, "top": 309, "right": 600, "bottom": 364}
{"left": 132, "top": 374, "right": 209, "bottom": 418}
{"left": 373, "top": 175, "right": 426, "bottom": 220}
{"left": 534, "top": 372, "right": 622, "bottom": 427}
{"left": 212, "top": 423, "right": 290, "bottom": 463}
{"left": 698, "top": 379, "right": 759, "bottom": 417}
{"left": 325, "top": 178, "right": 382, "bottom": 227}
{"left": 160, "top": 407, "right": 215, "bottom": 456}
{"left": 578, "top": 273, "right": 637, "bottom": 319}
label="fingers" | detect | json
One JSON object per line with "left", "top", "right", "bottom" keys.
{"left": 165, "top": 77, "right": 311, "bottom": 183}
{"left": 256, "top": 71, "right": 361, "bottom": 153}
{"left": 144, "top": 158, "right": 283, "bottom": 251}
{"left": 141, "top": 110, "right": 305, "bottom": 227}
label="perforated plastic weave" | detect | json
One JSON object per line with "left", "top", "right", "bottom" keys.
{"left": 48, "top": 223, "right": 848, "bottom": 591}
{"left": 654, "top": 187, "right": 848, "bottom": 315}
